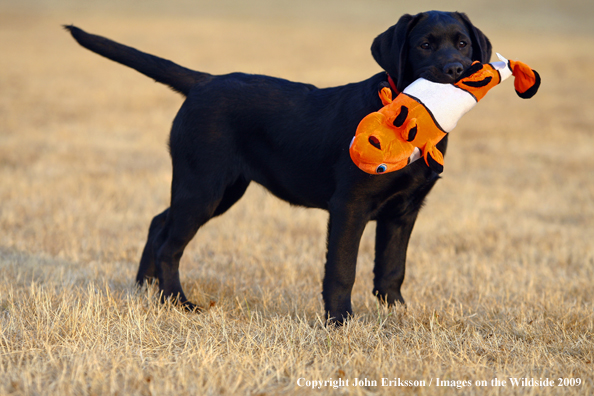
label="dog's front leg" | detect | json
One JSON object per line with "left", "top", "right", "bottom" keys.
{"left": 372, "top": 211, "right": 419, "bottom": 307}
{"left": 322, "top": 202, "right": 369, "bottom": 324}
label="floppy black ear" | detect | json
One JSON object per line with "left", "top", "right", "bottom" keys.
{"left": 455, "top": 12, "right": 492, "bottom": 63}
{"left": 371, "top": 13, "right": 423, "bottom": 92}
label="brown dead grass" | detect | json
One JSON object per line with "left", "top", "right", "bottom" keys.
{"left": 1, "top": 0, "right": 593, "bottom": 394}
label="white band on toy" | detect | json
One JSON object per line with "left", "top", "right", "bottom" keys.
{"left": 403, "top": 79, "right": 477, "bottom": 133}
{"left": 402, "top": 54, "right": 514, "bottom": 134}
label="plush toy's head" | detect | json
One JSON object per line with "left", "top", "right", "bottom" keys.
{"left": 349, "top": 111, "right": 414, "bottom": 174}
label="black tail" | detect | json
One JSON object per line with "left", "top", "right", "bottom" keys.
{"left": 64, "top": 25, "right": 210, "bottom": 96}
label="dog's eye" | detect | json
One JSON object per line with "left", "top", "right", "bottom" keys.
{"left": 420, "top": 42, "right": 431, "bottom": 50}
{"left": 458, "top": 41, "right": 468, "bottom": 49}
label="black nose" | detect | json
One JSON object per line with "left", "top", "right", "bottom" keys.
{"left": 443, "top": 62, "right": 464, "bottom": 80}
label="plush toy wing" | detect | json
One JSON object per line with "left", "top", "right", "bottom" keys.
{"left": 349, "top": 53, "right": 540, "bottom": 175}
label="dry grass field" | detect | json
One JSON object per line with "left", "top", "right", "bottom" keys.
{"left": 1, "top": 0, "right": 593, "bottom": 394}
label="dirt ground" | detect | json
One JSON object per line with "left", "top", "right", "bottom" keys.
{"left": 1, "top": 0, "right": 593, "bottom": 394}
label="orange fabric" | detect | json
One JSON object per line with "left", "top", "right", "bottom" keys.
{"left": 453, "top": 62, "right": 501, "bottom": 101}
{"left": 509, "top": 59, "right": 537, "bottom": 94}
{"left": 349, "top": 111, "right": 412, "bottom": 174}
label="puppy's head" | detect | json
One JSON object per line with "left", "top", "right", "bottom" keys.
{"left": 371, "top": 11, "right": 492, "bottom": 92}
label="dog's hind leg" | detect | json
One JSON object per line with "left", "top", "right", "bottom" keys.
{"left": 136, "top": 208, "right": 169, "bottom": 285}
{"left": 212, "top": 176, "right": 250, "bottom": 218}
{"left": 135, "top": 176, "right": 249, "bottom": 288}
{"left": 152, "top": 183, "right": 220, "bottom": 309}
{"left": 151, "top": 170, "right": 250, "bottom": 310}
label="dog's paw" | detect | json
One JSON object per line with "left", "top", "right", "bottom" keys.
{"left": 325, "top": 311, "right": 353, "bottom": 327}
{"left": 180, "top": 300, "right": 202, "bottom": 313}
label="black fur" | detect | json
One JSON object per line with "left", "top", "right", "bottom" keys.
{"left": 64, "top": 25, "right": 208, "bottom": 95}
{"left": 65, "top": 11, "right": 491, "bottom": 324}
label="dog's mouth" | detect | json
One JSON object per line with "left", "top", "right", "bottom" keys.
{"left": 416, "top": 64, "right": 472, "bottom": 85}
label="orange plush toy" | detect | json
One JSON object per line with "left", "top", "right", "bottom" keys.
{"left": 349, "top": 53, "right": 541, "bottom": 174}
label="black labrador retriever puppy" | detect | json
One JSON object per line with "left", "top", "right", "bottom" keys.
{"left": 66, "top": 11, "right": 491, "bottom": 323}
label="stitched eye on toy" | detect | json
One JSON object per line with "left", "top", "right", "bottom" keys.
{"left": 376, "top": 164, "right": 387, "bottom": 174}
